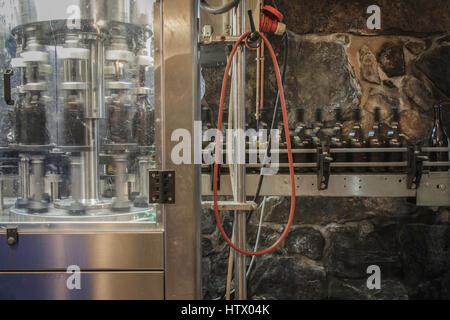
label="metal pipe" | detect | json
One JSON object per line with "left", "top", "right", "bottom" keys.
{"left": 200, "top": 0, "right": 240, "bottom": 15}
{"left": 30, "top": 156, "right": 44, "bottom": 200}
{"left": 138, "top": 156, "right": 149, "bottom": 198}
{"left": 114, "top": 154, "right": 129, "bottom": 201}
{"left": 70, "top": 156, "right": 83, "bottom": 202}
{"left": 82, "top": 119, "right": 99, "bottom": 203}
{"left": 80, "top": 39, "right": 104, "bottom": 204}
{"left": 19, "top": 154, "right": 30, "bottom": 199}
{"left": 232, "top": 0, "right": 247, "bottom": 300}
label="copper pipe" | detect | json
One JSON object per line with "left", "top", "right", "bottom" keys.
{"left": 260, "top": 41, "right": 265, "bottom": 118}
{"left": 256, "top": 0, "right": 265, "bottom": 122}
{"left": 256, "top": 42, "right": 261, "bottom": 121}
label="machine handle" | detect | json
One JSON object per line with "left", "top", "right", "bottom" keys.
{"left": 4, "top": 69, "right": 14, "bottom": 106}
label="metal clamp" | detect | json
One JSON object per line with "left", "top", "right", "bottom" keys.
{"left": 407, "top": 145, "right": 428, "bottom": 189}
{"left": 202, "top": 201, "right": 258, "bottom": 211}
{"left": 6, "top": 228, "right": 18, "bottom": 246}
{"left": 4, "top": 69, "right": 14, "bottom": 106}
{"left": 149, "top": 171, "right": 175, "bottom": 204}
{"left": 317, "top": 143, "right": 333, "bottom": 190}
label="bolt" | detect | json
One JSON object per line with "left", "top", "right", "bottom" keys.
{"left": 7, "top": 237, "right": 16, "bottom": 246}
{"left": 438, "top": 184, "right": 447, "bottom": 191}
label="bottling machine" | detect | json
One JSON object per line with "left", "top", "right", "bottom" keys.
{"left": 0, "top": 0, "right": 448, "bottom": 301}
{"left": 0, "top": 0, "right": 200, "bottom": 299}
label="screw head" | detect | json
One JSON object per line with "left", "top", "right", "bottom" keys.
{"left": 7, "top": 237, "right": 16, "bottom": 246}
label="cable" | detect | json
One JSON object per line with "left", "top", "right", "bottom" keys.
{"left": 200, "top": 0, "right": 241, "bottom": 15}
{"left": 213, "top": 31, "right": 296, "bottom": 256}
{"left": 248, "top": 31, "right": 289, "bottom": 224}
{"left": 215, "top": 196, "right": 268, "bottom": 300}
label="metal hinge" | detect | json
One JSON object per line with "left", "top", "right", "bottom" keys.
{"left": 149, "top": 170, "right": 175, "bottom": 204}
{"left": 6, "top": 228, "right": 18, "bottom": 246}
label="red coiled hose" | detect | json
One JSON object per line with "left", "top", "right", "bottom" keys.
{"left": 213, "top": 31, "right": 296, "bottom": 256}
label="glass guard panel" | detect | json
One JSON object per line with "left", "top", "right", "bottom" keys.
{"left": 0, "top": 0, "right": 159, "bottom": 230}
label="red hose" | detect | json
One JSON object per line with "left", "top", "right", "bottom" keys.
{"left": 213, "top": 31, "right": 296, "bottom": 256}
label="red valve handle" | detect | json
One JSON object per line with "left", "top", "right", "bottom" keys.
{"left": 260, "top": 5, "right": 284, "bottom": 33}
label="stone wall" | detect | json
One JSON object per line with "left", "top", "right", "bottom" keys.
{"left": 201, "top": 0, "right": 450, "bottom": 300}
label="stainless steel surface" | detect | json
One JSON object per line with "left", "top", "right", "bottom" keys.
{"left": 70, "top": 156, "right": 83, "bottom": 202}
{"left": 0, "top": 232, "right": 164, "bottom": 270}
{"left": 138, "top": 156, "right": 149, "bottom": 199}
{"left": 19, "top": 154, "right": 30, "bottom": 199}
{"left": 87, "top": 39, "right": 105, "bottom": 119}
{"left": 10, "top": 0, "right": 153, "bottom": 28}
{"left": 0, "top": 271, "right": 164, "bottom": 300}
{"left": 232, "top": 1, "right": 247, "bottom": 301}
{"left": 202, "top": 173, "right": 419, "bottom": 197}
{"left": 30, "top": 155, "right": 44, "bottom": 200}
{"left": 417, "top": 172, "right": 450, "bottom": 206}
{"left": 113, "top": 154, "right": 129, "bottom": 202}
{"left": 82, "top": 119, "right": 100, "bottom": 205}
{"left": 10, "top": 204, "right": 156, "bottom": 222}
{"left": 162, "top": 0, "right": 201, "bottom": 300}
{"left": 0, "top": 222, "right": 163, "bottom": 232}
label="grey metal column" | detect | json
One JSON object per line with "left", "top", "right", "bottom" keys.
{"left": 19, "top": 154, "right": 30, "bottom": 199}
{"left": 161, "top": 0, "right": 201, "bottom": 299}
{"left": 138, "top": 156, "right": 149, "bottom": 199}
{"left": 233, "top": 0, "right": 247, "bottom": 300}
{"left": 30, "top": 155, "right": 44, "bottom": 200}
{"left": 81, "top": 39, "right": 104, "bottom": 205}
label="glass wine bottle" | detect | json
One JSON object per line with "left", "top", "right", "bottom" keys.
{"left": 386, "top": 107, "right": 403, "bottom": 172}
{"left": 348, "top": 107, "right": 365, "bottom": 172}
{"left": 368, "top": 107, "right": 384, "bottom": 172}
{"left": 429, "top": 104, "right": 449, "bottom": 172}
{"left": 330, "top": 107, "right": 346, "bottom": 173}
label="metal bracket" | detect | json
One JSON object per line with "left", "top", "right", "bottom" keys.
{"left": 6, "top": 228, "right": 18, "bottom": 246}
{"left": 149, "top": 171, "right": 175, "bottom": 204}
{"left": 317, "top": 143, "right": 333, "bottom": 190}
{"left": 202, "top": 201, "right": 258, "bottom": 211}
{"left": 407, "top": 145, "right": 428, "bottom": 189}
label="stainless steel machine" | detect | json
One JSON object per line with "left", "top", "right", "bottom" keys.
{"left": 0, "top": 0, "right": 201, "bottom": 299}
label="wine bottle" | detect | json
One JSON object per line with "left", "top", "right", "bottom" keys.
{"left": 310, "top": 108, "right": 324, "bottom": 172}
{"left": 348, "top": 107, "right": 365, "bottom": 172}
{"left": 293, "top": 108, "right": 310, "bottom": 172}
{"left": 368, "top": 107, "right": 384, "bottom": 172}
{"left": 386, "top": 107, "right": 403, "bottom": 172}
{"left": 429, "top": 104, "right": 450, "bottom": 172}
{"left": 330, "top": 107, "right": 346, "bottom": 173}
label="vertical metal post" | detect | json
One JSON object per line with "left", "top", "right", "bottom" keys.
{"left": 70, "top": 156, "right": 82, "bottom": 202}
{"left": 233, "top": 0, "right": 247, "bottom": 300}
{"left": 81, "top": 39, "right": 104, "bottom": 204}
{"left": 30, "top": 155, "right": 44, "bottom": 200}
{"left": 161, "top": 0, "right": 201, "bottom": 299}
{"left": 19, "top": 154, "right": 30, "bottom": 199}
{"left": 113, "top": 154, "right": 129, "bottom": 202}
{"left": 138, "top": 156, "right": 149, "bottom": 199}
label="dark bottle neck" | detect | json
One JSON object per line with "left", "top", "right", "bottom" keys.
{"left": 296, "top": 108, "right": 305, "bottom": 124}
{"left": 391, "top": 107, "right": 400, "bottom": 124}
{"left": 433, "top": 105, "right": 443, "bottom": 124}
{"left": 353, "top": 108, "right": 361, "bottom": 123}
